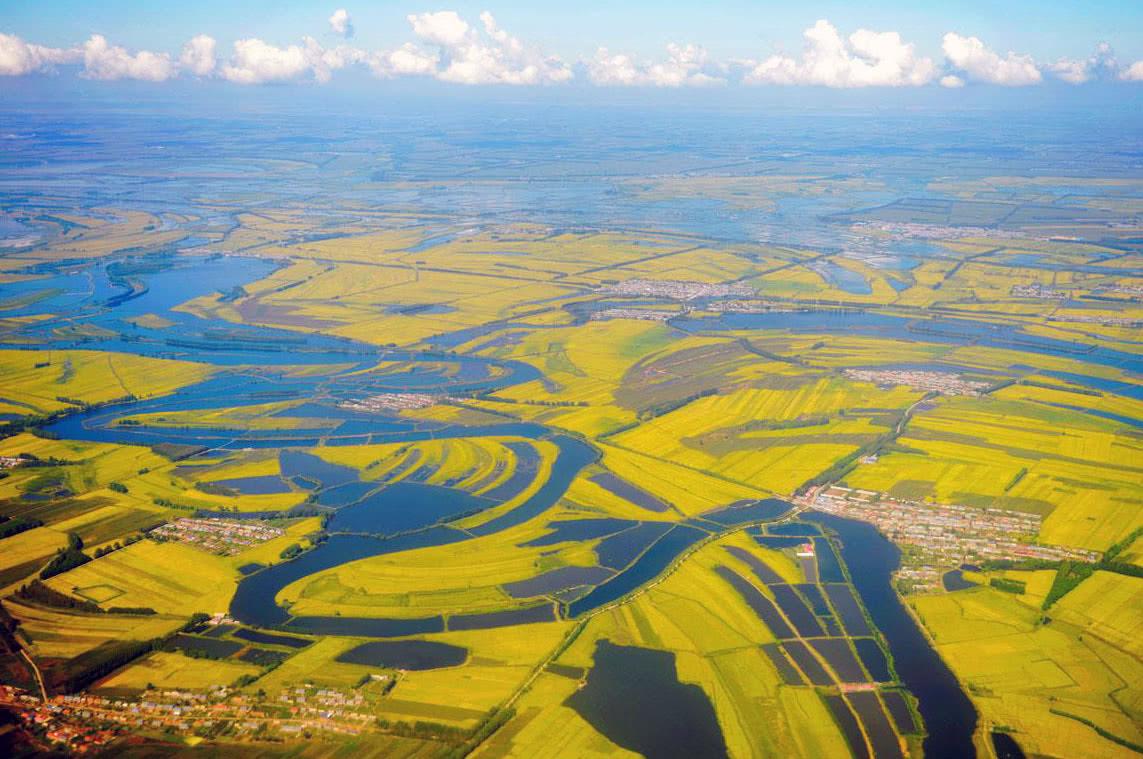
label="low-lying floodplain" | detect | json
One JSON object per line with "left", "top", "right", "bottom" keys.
{"left": 0, "top": 101, "right": 1139, "bottom": 759}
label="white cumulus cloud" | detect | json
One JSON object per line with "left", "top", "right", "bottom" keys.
{"left": 179, "top": 34, "right": 216, "bottom": 77}
{"left": 403, "top": 10, "right": 571, "bottom": 85}
{"left": 221, "top": 38, "right": 310, "bottom": 84}
{"left": 940, "top": 74, "right": 965, "bottom": 88}
{"left": 743, "top": 20, "right": 934, "bottom": 87}
{"left": 1122, "top": 60, "right": 1143, "bottom": 82}
{"left": 82, "top": 34, "right": 175, "bottom": 81}
{"left": 1048, "top": 42, "right": 1119, "bottom": 84}
{"left": 588, "top": 43, "right": 724, "bottom": 87}
{"left": 221, "top": 36, "right": 365, "bottom": 85}
{"left": 329, "top": 9, "right": 354, "bottom": 39}
{"left": 941, "top": 32, "right": 1041, "bottom": 86}
{"left": 368, "top": 43, "right": 438, "bottom": 78}
{"left": 0, "top": 33, "right": 80, "bottom": 76}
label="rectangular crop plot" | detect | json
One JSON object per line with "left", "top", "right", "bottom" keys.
{"left": 794, "top": 583, "right": 831, "bottom": 616}
{"left": 502, "top": 565, "right": 614, "bottom": 598}
{"left": 590, "top": 472, "right": 671, "bottom": 513}
{"left": 761, "top": 643, "right": 804, "bottom": 685}
{"left": 810, "top": 638, "right": 869, "bottom": 683}
{"left": 164, "top": 634, "right": 242, "bottom": 660}
{"left": 448, "top": 604, "right": 554, "bottom": 631}
{"left": 74, "top": 584, "right": 124, "bottom": 604}
{"left": 713, "top": 565, "right": 795, "bottom": 639}
{"left": 813, "top": 538, "right": 845, "bottom": 583}
{"left": 824, "top": 584, "right": 872, "bottom": 636}
{"left": 854, "top": 638, "right": 892, "bottom": 682}
{"left": 232, "top": 628, "right": 312, "bottom": 649}
{"left": 238, "top": 648, "right": 290, "bottom": 666}
{"left": 847, "top": 691, "right": 903, "bottom": 759}
{"left": 881, "top": 690, "right": 918, "bottom": 734}
{"left": 824, "top": 695, "right": 870, "bottom": 759}
{"left": 594, "top": 521, "right": 673, "bottom": 570}
{"left": 770, "top": 585, "right": 825, "bottom": 638}
{"left": 724, "top": 545, "right": 784, "bottom": 585}
{"left": 781, "top": 641, "right": 833, "bottom": 685}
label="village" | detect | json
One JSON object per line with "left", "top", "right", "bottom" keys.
{"left": 841, "top": 368, "right": 991, "bottom": 396}
{"left": 1011, "top": 283, "right": 1069, "bottom": 299}
{"left": 589, "top": 307, "right": 676, "bottom": 322}
{"left": 149, "top": 518, "right": 285, "bottom": 556}
{"left": 0, "top": 682, "right": 385, "bottom": 754}
{"left": 600, "top": 278, "right": 754, "bottom": 301}
{"left": 338, "top": 392, "right": 442, "bottom": 413}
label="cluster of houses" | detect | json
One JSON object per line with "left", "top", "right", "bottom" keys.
{"left": 0, "top": 682, "right": 383, "bottom": 751}
{"left": 149, "top": 518, "right": 284, "bottom": 556}
{"left": 1011, "top": 283, "right": 1068, "bottom": 299}
{"left": 809, "top": 486, "right": 1100, "bottom": 587}
{"left": 339, "top": 393, "right": 440, "bottom": 413}
{"left": 600, "top": 278, "right": 754, "bottom": 301}
{"left": 842, "top": 368, "right": 991, "bottom": 396}
{"left": 589, "top": 308, "right": 676, "bottom": 322}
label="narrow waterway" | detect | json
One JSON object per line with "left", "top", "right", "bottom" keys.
{"left": 804, "top": 512, "right": 978, "bottom": 759}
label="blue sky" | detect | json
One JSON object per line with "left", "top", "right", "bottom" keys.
{"left": 2, "top": 2, "right": 1142, "bottom": 89}
{"left": 5, "top": 1, "right": 1141, "bottom": 59}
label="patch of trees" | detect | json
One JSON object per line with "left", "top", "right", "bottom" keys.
{"left": 15, "top": 579, "right": 157, "bottom": 616}
{"left": 493, "top": 398, "right": 589, "bottom": 408}
{"left": 219, "top": 285, "right": 249, "bottom": 303}
{"left": 0, "top": 516, "right": 44, "bottom": 539}
{"left": 638, "top": 387, "right": 719, "bottom": 421}
{"left": 13, "top": 452, "right": 75, "bottom": 468}
{"left": 44, "top": 638, "right": 155, "bottom": 695}
{"left": 1042, "top": 561, "right": 1094, "bottom": 610}
{"left": 989, "top": 578, "right": 1026, "bottom": 594}
{"left": 40, "top": 533, "right": 91, "bottom": 580}
{"left": 196, "top": 482, "right": 237, "bottom": 497}
{"left": 1004, "top": 468, "right": 1028, "bottom": 493}
{"left": 1104, "top": 527, "right": 1142, "bottom": 563}
{"left": 150, "top": 443, "right": 207, "bottom": 461}
{"left": 16, "top": 580, "right": 101, "bottom": 612}
{"left": 152, "top": 497, "right": 196, "bottom": 511}
{"left": 279, "top": 543, "right": 302, "bottom": 560}
{"left": 108, "top": 481, "right": 129, "bottom": 494}
{"left": 443, "top": 707, "right": 518, "bottom": 758}
{"left": 378, "top": 718, "right": 466, "bottom": 741}
{"left": 93, "top": 539, "right": 132, "bottom": 558}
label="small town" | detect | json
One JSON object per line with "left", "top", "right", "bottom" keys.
{"left": 149, "top": 518, "right": 285, "bottom": 556}
{"left": 851, "top": 220, "right": 1041, "bottom": 241}
{"left": 841, "top": 368, "right": 991, "bottom": 396}
{"left": 807, "top": 485, "right": 1101, "bottom": 588}
{"left": 601, "top": 278, "right": 755, "bottom": 301}
{"left": 338, "top": 392, "right": 442, "bottom": 413}
{"left": 708, "top": 299, "right": 798, "bottom": 314}
{"left": 1099, "top": 282, "right": 1143, "bottom": 298}
{"left": 0, "top": 682, "right": 384, "bottom": 754}
{"left": 1048, "top": 314, "right": 1142, "bottom": 328}
{"left": 1011, "top": 283, "right": 1069, "bottom": 299}
{"left": 589, "top": 307, "right": 677, "bottom": 322}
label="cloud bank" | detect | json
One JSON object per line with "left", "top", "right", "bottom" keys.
{"left": 743, "top": 20, "right": 935, "bottom": 87}
{"left": 1, "top": 15, "right": 1141, "bottom": 89}
{"left": 588, "top": 43, "right": 724, "bottom": 87}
